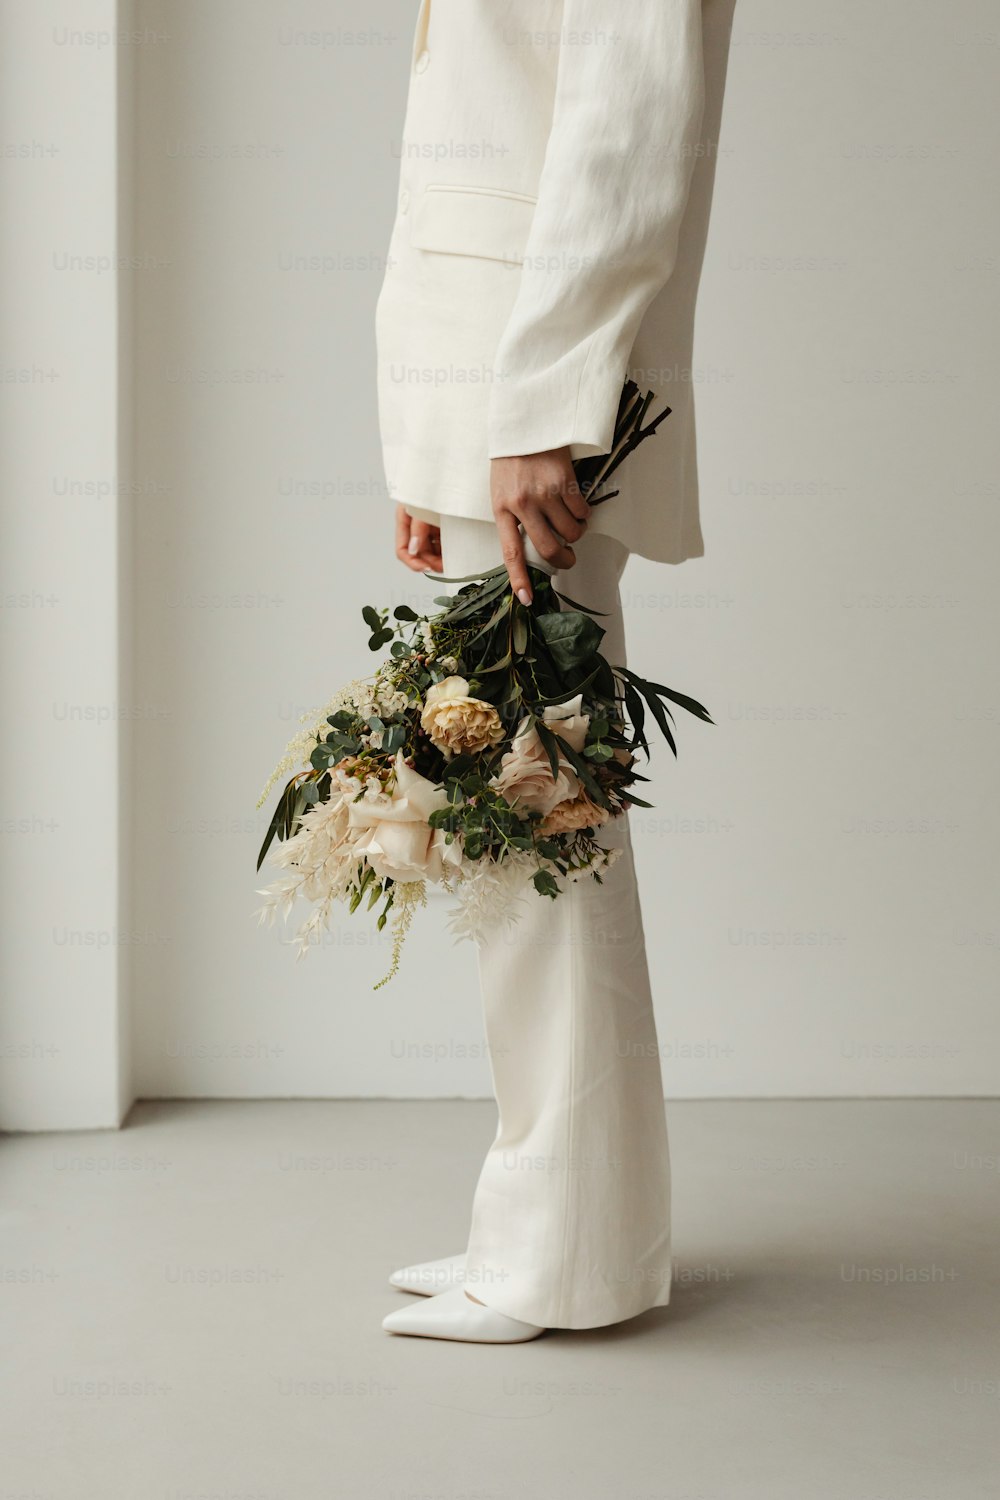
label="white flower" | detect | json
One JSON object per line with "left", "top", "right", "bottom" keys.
{"left": 564, "top": 846, "right": 622, "bottom": 881}
{"left": 491, "top": 719, "right": 578, "bottom": 816}
{"left": 256, "top": 679, "right": 372, "bottom": 809}
{"left": 542, "top": 693, "right": 590, "bottom": 753}
{"left": 256, "top": 766, "right": 369, "bottom": 955}
{"left": 446, "top": 850, "right": 537, "bottom": 943}
{"left": 347, "top": 750, "right": 464, "bottom": 885}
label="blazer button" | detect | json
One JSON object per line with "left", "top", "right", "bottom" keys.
{"left": 414, "top": 49, "right": 430, "bottom": 73}
{"left": 399, "top": 189, "right": 410, "bottom": 215}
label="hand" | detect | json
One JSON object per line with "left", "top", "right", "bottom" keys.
{"left": 395, "top": 503, "right": 442, "bottom": 573}
{"left": 490, "top": 447, "right": 589, "bottom": 604}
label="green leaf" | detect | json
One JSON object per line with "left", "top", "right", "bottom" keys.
{"left": 532, "top": 869, "right": 560, "bottom": 899}
{"left": 617, "top": 665, "right": 713, "bottom": 726}
{"left": 393, "top": 604, "right": 419, "bottom": 621}
{"left": 556, "top": 738, "right": 611, "bottom": 808}
{"left": 443, "top": 753, "right": 477, "bottom": 782}
{"left": 362, "top": 605, "right": 381, "bottom": 631}
{"left": 534, "top": 610, "right": 605, "bottom": 673}
{"left": 432, "top": 565, "right": 508, "bottom": 586}
{"left": 256, "top": 776, "right": 301, "bottom": 871}
{"left": 473, "top": 651, "right": 512, "bottom": 675}
{"left": 533, "top": 719, "right": 562, "bottom": 781}
{"left": 467, "top": 594, "right": 512, "bottom": 645}
{"left": 531, "top": 668, "right": 601, "bottom": 706}
{"left": 622, "top": 681, "right": 648, "bottom": 756}
{"left": 438, "top": 574, "right": 511, "bottom": 623}
{"left": 643, "top": 687, "right": 678, "bottom": 757}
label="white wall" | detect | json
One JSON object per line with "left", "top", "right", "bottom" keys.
{"left": 632, "top": 4, "right": 1000, "bottom": 1097}
{"left": 128, "top": 0, "right": 1000, "bottom": 1102}
{"left": 9, "top": 0, "right": 994, "bottom": 1118}
{"left": 0, "top": 0, "right": 135, "bottom": 1129}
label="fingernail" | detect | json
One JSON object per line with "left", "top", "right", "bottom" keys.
{"left": 517, "top": 588, "right": 532, "bottom": 606}
{"left": 408, "top": 537, "right": 419, "bottom": 555}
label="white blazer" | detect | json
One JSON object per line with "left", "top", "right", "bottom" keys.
{"left": 376, "top": 0, "right": 736, "bottom": 564}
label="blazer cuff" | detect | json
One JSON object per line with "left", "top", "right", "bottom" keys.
{"left": 487, "top": 346, "right": 622, "bottom": 460}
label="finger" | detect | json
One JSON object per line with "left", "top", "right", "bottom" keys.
{"left": 394, "top": 505, "right": 412, "bottom": 562}
{"left": 537, "top": 492, "right": 588, "bottom": 544}
{"left": 407, "top": 520, "right": 433, "bottom": 559}
{"left": 403, "top": 540, "right": 440, "bottom": 572}
{"left": 415, "top": 526, "right": 442, "bottom": 573}
{"left": 522, "top": 505, "right": 576, "bottom": 571}
{"left": 396, "top": 511, "right": 441, "bottom": 572}
{"left": 496, "top": 509, "right": 533, "bottom": 605}
{"left": 560, "top": 466, "right": 590, "bottom": 523}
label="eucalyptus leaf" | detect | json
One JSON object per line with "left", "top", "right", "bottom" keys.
{"left": 534, "top": 610, "right": 605, "bottom": 672}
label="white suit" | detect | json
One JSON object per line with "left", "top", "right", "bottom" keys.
{"left": 442, "top": 519, "right": 673, "bottom": 1329}
{"left": 376, "top": 0, "right": 736, "bottom": 562}
{"left": 377, "top": 3, "right": 735, "bottom": 1330}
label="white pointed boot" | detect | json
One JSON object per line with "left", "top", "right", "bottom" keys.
{"left": 382, "top": 1288, "right": 545, "bottom": 1343}
{"left": 388, "top": 1252, "right": 467, "bottom": 1297}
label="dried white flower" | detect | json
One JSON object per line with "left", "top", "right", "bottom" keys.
{"left": 255, "top": 680, "right": 372, "bottom": 808}
{"left": 446, "top": 850, "right": 537, "bottom": 943}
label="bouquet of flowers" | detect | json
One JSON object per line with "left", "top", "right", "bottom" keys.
{"left": 256, "top": 384, "right": 711, "bottom": 985}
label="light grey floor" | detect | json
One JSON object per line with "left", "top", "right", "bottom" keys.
{"left": 3, "top": 1099, "right": 998, "bottom": 1499}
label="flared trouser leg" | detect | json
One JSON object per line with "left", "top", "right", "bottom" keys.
{"left": 438, "top": 517, "right": 672, "bottom": 1330}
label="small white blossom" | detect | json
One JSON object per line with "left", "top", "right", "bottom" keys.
{"left": 255, "top": 680, "right": 372, "bottom": 808}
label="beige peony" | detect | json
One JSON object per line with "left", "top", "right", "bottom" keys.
{"left": 347, "top": 750, "right": 463, "bottom": 884}
{"left": 540, "top": 787, "right": 611, "bottom": 834}
{"left": 491, "top": 718, "right": 579, "bottom": 817}
{"left": 420, "top": 675, "right": 505, "bottom": 759}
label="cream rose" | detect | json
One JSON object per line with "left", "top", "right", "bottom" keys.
{"left": 347, "top": 751, "right": 463, "bottom": 884}
{"left": 420, "top": 675, "right": 505, "bottom": 759}
{"left": 490, "top": 695, "right": 593, "bottom": 816}
{"left": 541, "top": 693, "right": 591, "bottom": 753}
{"left": 491, "top": 718, "right": 579, "bottom": 816}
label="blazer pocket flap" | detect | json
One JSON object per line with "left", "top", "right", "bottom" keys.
{"left": 410, "top": 185, "right": 537, "bottom": 266}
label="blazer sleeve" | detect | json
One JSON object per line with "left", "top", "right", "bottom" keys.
{"left": 486, "top": 0, "right": 706, "bottom": 460}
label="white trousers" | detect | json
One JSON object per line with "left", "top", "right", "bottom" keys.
{"left": 439, "top": 518, "right": 672, "bottom": 1330}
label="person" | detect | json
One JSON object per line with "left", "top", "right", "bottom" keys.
{"left": 376, "top": 0, "right": 735, "bottom": 1343}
